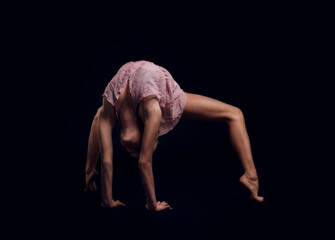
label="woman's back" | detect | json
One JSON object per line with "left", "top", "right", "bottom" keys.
{"left": 102, "top": 60, "right": 187, "bottom": 136}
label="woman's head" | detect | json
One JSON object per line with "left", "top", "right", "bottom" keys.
{"left": 119, "top": 117, "right": 158, "bottom": 158}
{"left": 120, "top": 123, "right": 142, "bottom": 156}
{"left": 126, "top": 141, "right": 159, "bottom": 158}
{"left": 120, "top": 131, "right": 159, "bottom": 158}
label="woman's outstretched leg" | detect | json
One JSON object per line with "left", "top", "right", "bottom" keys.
{"left": 182, "top": 92, "right": 264, "bottom": 202}
{"left": 84, "top": 106, "right": 102, "bottom": 192}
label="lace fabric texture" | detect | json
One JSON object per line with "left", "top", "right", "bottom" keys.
{"left": 102, "top": 60, "right": 187, "bottom": 136}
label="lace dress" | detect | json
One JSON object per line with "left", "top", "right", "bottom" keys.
{"left": 102, "top": 60, "right": 187, "bottom": 136}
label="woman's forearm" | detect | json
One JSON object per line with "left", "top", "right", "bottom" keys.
{"left": 98, "top": 107, "right": 115, "bottom": 206}
{"left": 101, "top": 158, "right": 114, "bottom": 205}
{"left": 137, "top": 97, "right": 162, "bottom": 208}
{"left": 138, "top": 161, "right": 157, "bottom": 207}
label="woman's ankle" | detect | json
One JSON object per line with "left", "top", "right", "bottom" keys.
{"left": 243, "top": 171, "right": 258, "bottom": 181}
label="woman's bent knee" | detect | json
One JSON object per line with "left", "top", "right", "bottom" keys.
{"left": 229, "top": 107, "right": 244, "bottom": 121}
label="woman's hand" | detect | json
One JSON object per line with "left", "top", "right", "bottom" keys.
{"left": 84, "top": 169, "right": 99, "bottom": 192}
{"left": 101, "top": 200, "right": 126, "bottom": 208}
{"left": 145, "top": 201, "right": 173, "bottom": 211}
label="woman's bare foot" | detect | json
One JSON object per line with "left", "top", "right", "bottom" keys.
{"left": 85, "top": 169, "right": 99, "bottom": 192}
{"left": 239, "top": 173, "right": 264, "bottom": 202}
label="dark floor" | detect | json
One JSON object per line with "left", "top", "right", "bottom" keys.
{"left": 24, "top": 147, "right": 284, "bottom": 240}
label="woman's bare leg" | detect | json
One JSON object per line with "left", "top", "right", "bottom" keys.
{"left": 182, "top": 92, "right": 264, "bottom": 202}
{"left": 84, "top": 106, "right": 102, "bottom": 192}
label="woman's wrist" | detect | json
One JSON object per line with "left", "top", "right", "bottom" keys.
{"left": 146, "top": 201, "right": 157, "bottom": 210}
{"left": 101, "top": 199, "right": 115, "bottom": 207}
{"left": 147, "top": 201, "right": 157, "bottom": 209}
{"left": 85, "top": 168, "right": 98, "bottom": 175}
{"left": 85, "top": 168, "right": 93, "bottom": 175}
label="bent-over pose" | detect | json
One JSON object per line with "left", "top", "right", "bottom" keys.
{"left": 84, "top": 60, "right": 264, "bottom": 212}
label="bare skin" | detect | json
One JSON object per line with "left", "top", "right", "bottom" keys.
{"left": 181, "top": 93, "right": 264, "bottom": 202}
{"left": 84, "top": 107, "right": 101, "bottom": 192}
{"left": 84, "top": 81, "right": 264, "bottom": 211}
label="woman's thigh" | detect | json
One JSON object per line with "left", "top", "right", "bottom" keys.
{"left": 182, "top": 92, "right": 241, "bottom": 121}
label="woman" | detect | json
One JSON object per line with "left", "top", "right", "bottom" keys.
{"left": 84, "top": 60, "right": 264, "bottom": 212}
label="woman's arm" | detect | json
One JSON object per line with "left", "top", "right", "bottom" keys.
{"left": 99, "top": 97, "right": 125, "bottom": 208}
{"left": 138, "top": 96, "right": 172, "bottom": 211}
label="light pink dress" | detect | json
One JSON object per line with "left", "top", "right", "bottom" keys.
{"left": 102, "top": 60, "right": 187, "bottom": 136}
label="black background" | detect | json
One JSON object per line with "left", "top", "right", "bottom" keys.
{"left": 6, "top": 2, "right": 331, "bottom": 239}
